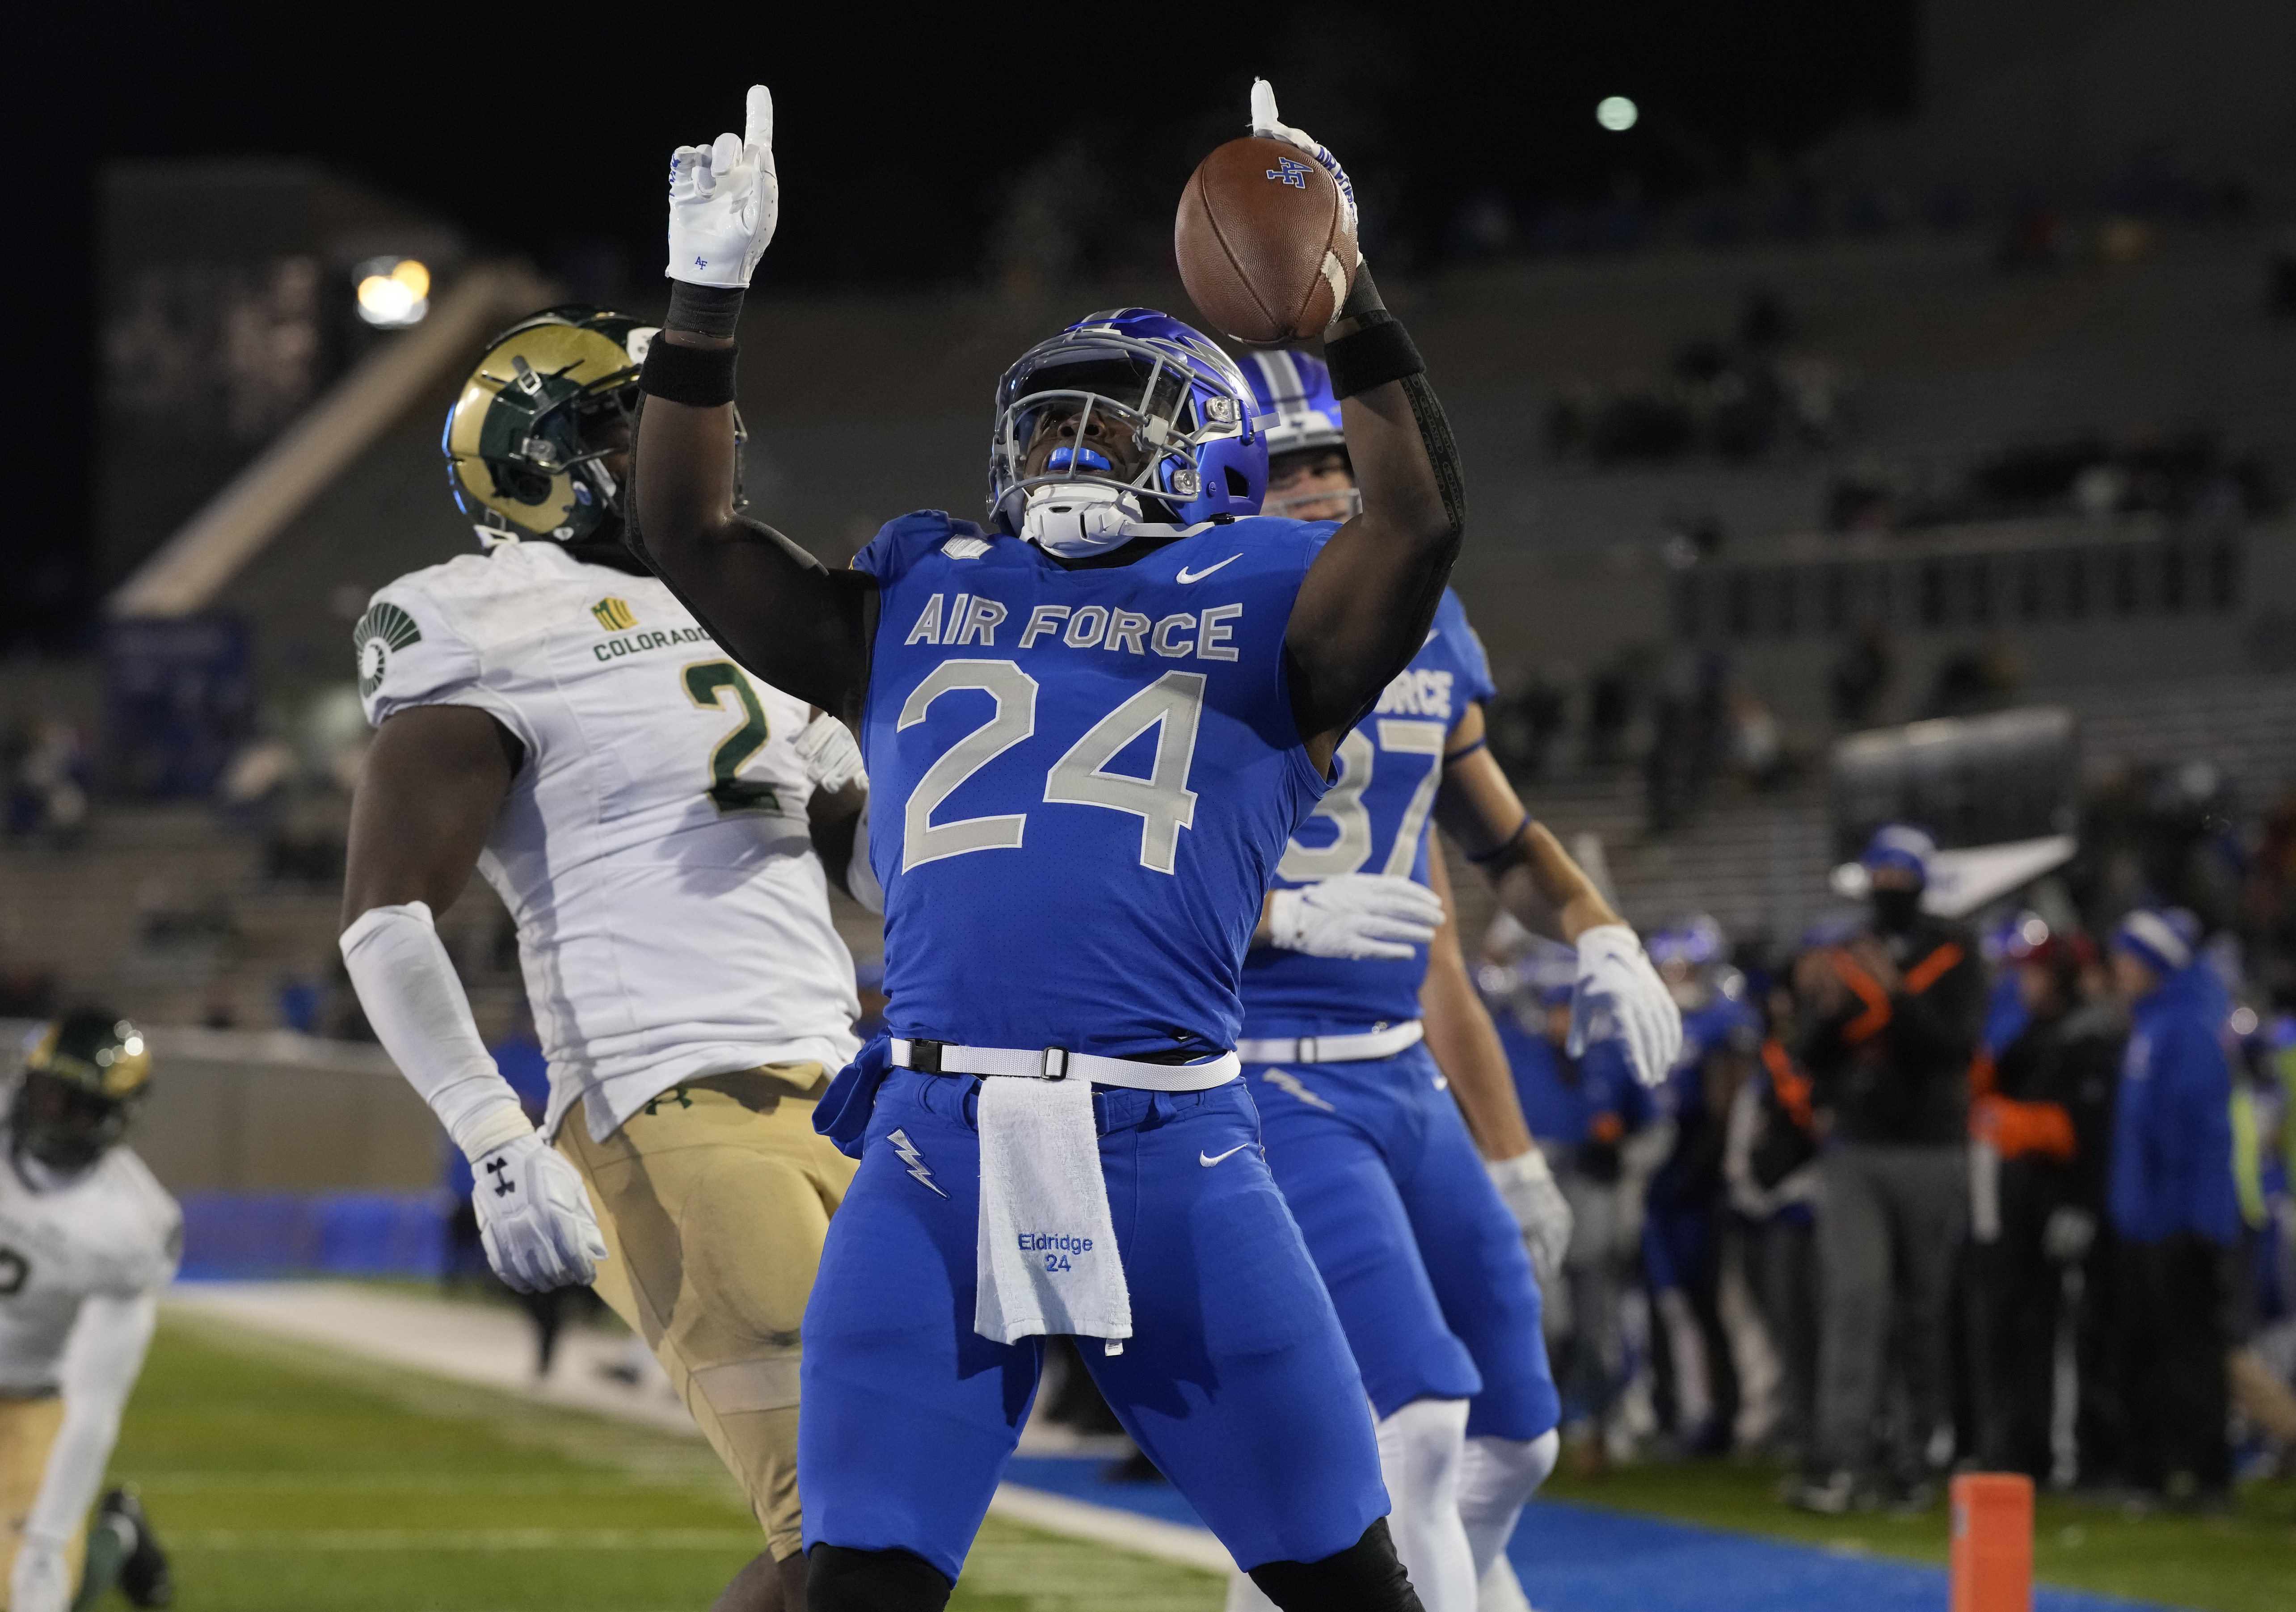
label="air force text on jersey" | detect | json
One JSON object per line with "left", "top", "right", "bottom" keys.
{"left": 903, "top": 590, "right": 1246, "bottom": 664}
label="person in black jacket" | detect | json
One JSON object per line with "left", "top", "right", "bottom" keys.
{"left": 1965, "top": 926, "right": 2121, "bottom": 1482}
{"left": 1786, "top": 826, "right": 1987, "bottom": 1512}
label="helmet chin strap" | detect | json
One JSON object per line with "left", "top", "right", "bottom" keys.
{"left": 1020, "top": 484, "right": 1147, "bottom": 558}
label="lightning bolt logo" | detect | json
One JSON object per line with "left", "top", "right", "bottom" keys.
{"left": 886, "top": 1128, "right": 948, "bottom": 1197}
{"left": 1260, "top": 1069, "right": 1337, "bottom": 1113}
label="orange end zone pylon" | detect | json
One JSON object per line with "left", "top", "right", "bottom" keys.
{"left": 1949, "top": 1472, "right": 2035, "bottom": 1612}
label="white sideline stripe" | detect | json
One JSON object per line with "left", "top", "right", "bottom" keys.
{"left": 110, "top": 262, "right": 555, "bottom": 619}
{"left": 987, "top": 1484, "right": 1234, "bottom": 1574}
{"left": 174, "top": 1504, "right": 1233, "bottom": 1571}
{"left": 168, "top": 1283, "right": 1236, "bottom": 1571}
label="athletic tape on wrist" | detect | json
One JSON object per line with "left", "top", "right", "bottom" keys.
{"left": 460, "top": 1103, "right": 536, "bottom": 1162}
{"left": 1324, "top": 311, "right": 1424, "bottom": 399}
{"left": 665, "top": 281, "right": 745, "bottom": 338}
{"left": 640, "top": 339, "right": 739, "bottom": 408}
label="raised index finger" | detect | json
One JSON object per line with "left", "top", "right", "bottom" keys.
{"left": 745, "top": 84, "right": 774, "bottom": 154}
{"left": 1249, "top": 77, "right": 1278, "bottom": 135}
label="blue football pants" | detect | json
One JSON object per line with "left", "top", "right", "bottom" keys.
{"left": 1246, "top": 1043, "right": 1562, "bottom": 1441}
{"left": 798, "top": 1068, "right": 1389, "bottom": 1582}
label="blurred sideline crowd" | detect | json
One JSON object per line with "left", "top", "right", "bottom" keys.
{"left": 1482, "top": 824, "right": 2296, "bottom": 1514}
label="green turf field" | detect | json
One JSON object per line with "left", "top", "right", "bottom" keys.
{"left": 113, "top": 1313, "right": 2296, "bottom": 1611}
{"left": 1542, "top": 1456, "right": 2296, "bottom": 1612}
{"left": 122, "top": 1315, "right": 1224, "bottom": 1612}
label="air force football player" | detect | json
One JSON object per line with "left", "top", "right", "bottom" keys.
{"left": 1229, "top": 354, "right": 1679, "bottom": 1612}
{"left": 338, "top": 308, "right": 872, "bottom": 1612}
{"left": 1, "top": 1014, "right": 179, "bottom": 1612}
{"left": 635, "top": 81, "right": 1461, "bottom": 1612}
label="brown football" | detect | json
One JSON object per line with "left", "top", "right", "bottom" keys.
{"left": 1175, "top": 136, "right": 1357, "bottom": 348}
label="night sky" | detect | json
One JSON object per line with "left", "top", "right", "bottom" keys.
{"left": 16, "top": 0, "right": 1911, "bottom": 636}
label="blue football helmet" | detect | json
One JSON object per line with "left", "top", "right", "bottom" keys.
{"left": 987, "top": 307, "right": 1265, "bottom": 557}
{"left": 1242, "top": 349, "right": 1359, "bottom": 517}
{"left": 1648, "top": 913, "right": 1726, "bottom": 971}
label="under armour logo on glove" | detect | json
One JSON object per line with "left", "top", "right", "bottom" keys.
{"left": 472, "top": 1133, "right": 608, "bottom": 1293}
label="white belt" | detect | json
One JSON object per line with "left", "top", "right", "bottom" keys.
{"left": 1235, "top": 1019, "right": 1425, "bottom": 1066}
{"left": 891, "top": 1038, "right": 1239, "bottom": 1092}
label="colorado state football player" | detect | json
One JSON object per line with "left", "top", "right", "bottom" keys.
{"left": 1227, "top": 354, "right": 1678, "bottom": 1612}
{"left": 634, "top": 80, "right": 1461, "bottom": 1612}
{"left": 1, "top": 1014, "right": 179, "bottom": 1612}
{"left": 338, "top": 307, "right": 871, "bottom": 1612}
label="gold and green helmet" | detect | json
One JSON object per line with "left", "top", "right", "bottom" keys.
{"left": 14, "top": 1010, "right": 152, "bottom": 1171}
{"left": 442, "top": 306, "right": 655, "bottom": 547}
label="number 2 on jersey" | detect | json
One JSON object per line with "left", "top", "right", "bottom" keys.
{"left": 1276, "top": 718, "right": 1448, "bottom": 880}
{"left": 682, "top": 661, "right": 780, "bottom": 814}
{"left": 899, "top": 660, "right": 1206, "bottom": 875}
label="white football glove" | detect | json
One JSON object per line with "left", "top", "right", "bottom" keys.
{"left": 666, "top": 84, "right": 779, "bottom": 287}
{"left": 472, "top": 1132, "right": 609, "bottom": 1294}
{"left": 8, "top": 1532, "right": 70, "bottom": 1612}
{"left": 1269, "top": 874, "right": 1445, "bottom": 961}
{"left": 1249, "top": 78, "right": 1359, "bottom": 252}
{"left": 1487, "top": 1149, "right": 1574, "bottom": 1292}
{"left": 1568, "top": 924, "right": 1682, "bottom": 1089}
{"left": 794, "top": 712, "right": 866, "bottom": 795}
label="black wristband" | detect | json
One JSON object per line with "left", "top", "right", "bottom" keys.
{"left": 1466, "top": 812, "right": 1534, "bottom": 866}
{"left": 1324, "top": 311, "right": 1424, "bottom": 399}
{"left": 1337, "top": 260, "right": 1387, "bottom": 323}
{"left": 640, "top": 339, "right": 738, "bottom": 408}
{"left": 665, "top": 281, "right": 745, "bottom": 338}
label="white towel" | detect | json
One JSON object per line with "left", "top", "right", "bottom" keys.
{"left": 974, "top": 1073, "right": 1131, "bottom": 1350}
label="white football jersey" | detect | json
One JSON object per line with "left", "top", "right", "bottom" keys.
{"left": 0, "top": 1140, "right": 179, "bottom": 1395}
{"left": 358, "top": 539, "right": 862, "bottom": 1142}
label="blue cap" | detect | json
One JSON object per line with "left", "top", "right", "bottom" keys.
{"left": 1862, "top": 823, "right": 1937, "bottom": 884}
{"left": 2111, "top": 908, "right": 2198, "bottom": 976}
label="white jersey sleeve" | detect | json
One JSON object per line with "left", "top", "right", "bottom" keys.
{"left": 88, "top": 1150, "right": 182, "bottom": 1298}
{"left": 358, "top": 542, "right": 863, "bottom": 1145}
{"left": 0, "top": 1143, "right": 181, "bottom": 1396}
{"left": 355, "top": 556, "right": 539, "bottom": 753}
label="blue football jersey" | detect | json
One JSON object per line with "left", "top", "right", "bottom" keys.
{"left": 1239, "top": 589, "right": 1497, "bottom": 1037}
{"left": 1495, "top": 1012, "right": 1646, "bottom": 1148}
{"left": 854, "top": 511, "right": 1331, "bottom": 1058}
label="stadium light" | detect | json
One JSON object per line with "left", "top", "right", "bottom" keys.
{"left": 1595, "top": 96, "right": 1639, "bottom": 133}
{"left": 354, "top": 257, "right": 432, "bottom": 328}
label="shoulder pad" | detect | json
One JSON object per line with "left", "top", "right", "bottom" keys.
{"left": 851, "top": 512, "right": 978, "bottom": 585}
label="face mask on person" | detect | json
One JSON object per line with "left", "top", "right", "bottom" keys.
{"left": 1871, "top": 886, "right": 1923, "bottom": 933}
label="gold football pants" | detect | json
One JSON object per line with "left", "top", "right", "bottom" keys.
{"left": 558, "top": 1066, "right": 856, "bottom": 1561}
{"left": 0, "top": 1393, "right": 82, "bottom": 1607}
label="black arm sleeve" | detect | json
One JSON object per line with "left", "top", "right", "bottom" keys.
{"left": 1284, "top": 373, "right": 1467, "bottom": 741}
{"left": 627, "top": 396, "right": 877, "bottom": 720}
{"left": 809, "top": 806, "right": 864, "bottom": 900}
{"left": 1402, "top": 372, "right": 1468, "bottom": 564}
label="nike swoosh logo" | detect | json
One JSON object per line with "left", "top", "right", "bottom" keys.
{"left": 1176, "top": 555, "right": 1241, "bottom": 584}
{"left": 1199, "top": 1143, "right": 1252, "bottom": 1167}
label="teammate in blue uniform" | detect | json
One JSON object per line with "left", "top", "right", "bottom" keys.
{"left": 1639, "top": 917, "right": 1760, "bottom": 1454}
{"left": 1226, "top": 354, "right": 1678, "bottom": 1612}
{"left": 1486, "top": 941, "right": 1654, "bottom": 1465}
{"left": 634, "top": 81, "right": 1466, "bottom": 1612}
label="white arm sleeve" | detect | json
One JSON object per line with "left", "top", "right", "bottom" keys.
{"left": 24, "top": 1292, "right": 156, "bottom": 1545}
{"left": 340, "top": 901, "right": 532, "bottom": 1159}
